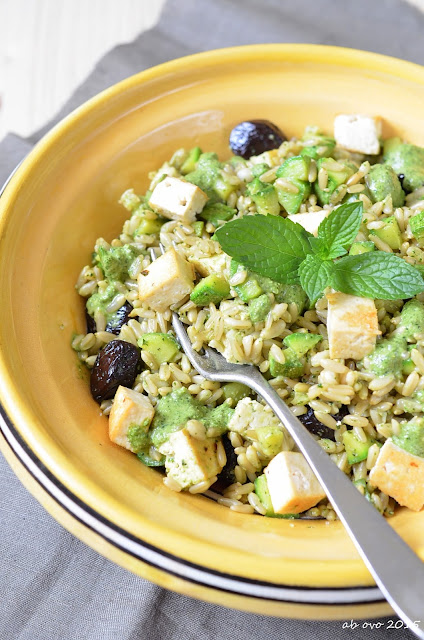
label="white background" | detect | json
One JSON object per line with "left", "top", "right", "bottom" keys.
{"left": 0, "top": 0, "right": 166, "bottom": 140}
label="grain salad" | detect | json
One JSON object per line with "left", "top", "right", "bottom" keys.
{"left": 72, "top": 114, "right": 424, "bottom": 520}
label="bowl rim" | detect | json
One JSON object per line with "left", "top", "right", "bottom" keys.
{"left": 3, "top": 42, "right": 424, "bottom": 612}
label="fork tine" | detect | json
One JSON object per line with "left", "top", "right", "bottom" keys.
{"left": 170, "top": 312, "right": 212, "bottom": 375}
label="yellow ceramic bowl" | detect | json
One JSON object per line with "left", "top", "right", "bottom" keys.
{"left": 1, "top": 44, "right": 424, "bottom": 620}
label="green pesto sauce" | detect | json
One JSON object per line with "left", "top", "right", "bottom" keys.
{"left": 393, "top": 418, "right": 424, "bottom": 458}
{"left": 97, "top": 245, "right": 141, "bottom": 282}
{"left": 149, "top": 388, "right": 234, "bottom": 449}
{"left": 185, "top": 152, "right": 222, "bottom": 201}
{"left": 86, "top": 283, "right": 125, "bottom": 330}
{"left": 185, "top": 152, "right": 236, "bottom": 203}
{"left": 365, "top": 300, "right": 424, "bottom": 377}
{"left": 127, "top": 423, "right": 150, "bottom": 452}
{"left": 365, "top": 334, "right": 407, "bottom": 378}
{"left": 86, "top": 283, "right": 119, "bottom": 320}
{"left": 401, "top": 389, "right": 424, "bottom": 413}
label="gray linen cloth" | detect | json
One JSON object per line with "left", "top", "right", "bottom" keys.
{"left": 1, "top": 1, "right": 424, "bottom": 638}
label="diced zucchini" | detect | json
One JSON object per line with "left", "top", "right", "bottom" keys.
{"left": 221, "top": 382, "right": 251, "bottom": 404}
{"left": 365, "top": 164, "right": 405, "bottom": 208}
{"left": 199, "top": 202, "right": 236, "bottom": 227}
{"left": 369, "top": 215, "right": 402, "bottom": 250}
{"left": 215, "top": 176, "right": 237, "bottom": 201}
{"left": 342, "top": 430, "right": 376, "bottom": 465}
{"left": 134, "top": 217, "right": 163, "bottom": 236}
{"left": 251, "top": 163, "right": 270, "bottom": 177}
{"left": 277, "top": 180, "right": 311, "bottom": 215}
{"left": 275, "top": 156, "right": 311, "bottom": 215}
{"left": 192, "top": 220, "right": 204, "bottom": 237}
{"left": 190, "top": 274, "right": 230, "bottom": 306}
{"left": 278, "top": 155, "right": 311, "bottom": 181}
{"left": 274, "top": 284, "right": 308, "bottom": 314}
{"left": 283, "top": 332, "right": 322, "bottom": 357}
{"left": 255, "top": 425, "right": 284, "bottom": 458}
{"left": 247, "top": 178, "right": 280, "bottom": 216}
{"left": 410, "top": 211, "right": 424, "bottom": 241}
{"left": 353, "top": 478, "right": 372, "bottom": 501}
{"left": 180, "top": 146, "right": 202, "bottom": 174}
{"left": 383, "top": 137, "right": 424, "bottom": 192}
{"left": 301, "top": 129, "right": 335, "bottom": 159}
{"left": 314, "top": 158, "right": 356, "bottom": 206}
{"left": 349, "top": 241, "right": 375, "bottom": 256}
{"left": 137, "top": 450, "right": 165, "bottom": 467}
{"left": 230, "top": 260, "right": 263, "bottom": 302}
{"left": 269, "top": 349, "right": 304, "bottom": 379}
{"left": 403, "top": 358, "right": 415, "bottom": 375}
{"left": 138, "top": 332, "right": 180, "bottom": 364}
{"left": 254, "top": 474, "right": 299, "bottom": 518}
{"left": 237, "top": 278, "right": 263, "bottom": 302}
{"left": 248, "top": 293, "right": 272, "bottom": 323}
{"left": 342, "top": 186, "right": 372, "bottom": 205}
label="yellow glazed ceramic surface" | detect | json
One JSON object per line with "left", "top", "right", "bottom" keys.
{"left": 1, "top": 44, "right": 424, "bottom": 619}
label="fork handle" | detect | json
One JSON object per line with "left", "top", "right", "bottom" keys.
{"left": 245, "top": 369, "right": 424, "bottom": 637}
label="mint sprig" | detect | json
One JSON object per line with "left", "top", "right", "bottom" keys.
{"left": 213, "top": 214, "right": 313, "bottom": 284}
{"left": 214, "top": 201, "right": 424, "bottom": 301}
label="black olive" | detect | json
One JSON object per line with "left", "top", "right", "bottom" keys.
{"left": 90, "top": 339, "right": 140, "bottom": 404}
{"left": 332, "top": 405, "right": 349, "bottom": 422}
{"left": 299, "top": 406, "right": 339, "bottom": 441}
{"left": 86, "top": 302, "right": 134, "bottom": 336}
{"left": 211, "top": 434, "right": 238, "bottom": 491}
{"left": 85, "top": 309, "right": 97, "bottom": 334}
{"left": 105, "top": 302, "right": 133, "bottom": 335}
{"left": 229, "top": 120, "right": 287, "bottom": 159}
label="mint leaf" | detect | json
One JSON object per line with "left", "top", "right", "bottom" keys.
{"left": 307, "top": 237, "right": 324, "bottom": 254}
{"left": 329, "top": 253, "right": 424, "bottom": 300}
{"left": 318, "top": 202, "right": 363, "bottom": 257}
{"left": 308, "top": 237, "right": 346, "bottom": 260}
{"left": 214, "top": 215, "right": 314, "bottom": 284}
{"left": 298, "top": 255, "right": 333, "bottom": 303}
{"left": 325, "top": 244, "right": 347, "bottom": 260}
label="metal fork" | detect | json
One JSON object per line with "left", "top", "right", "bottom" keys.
{"left": 150, "top": 246, "right": 424, "bottom": 635}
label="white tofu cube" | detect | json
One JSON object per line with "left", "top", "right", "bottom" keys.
{"left": 159, "top": 428, "right": 223, "bottom": 490}
{"left": 264, "top": 451, "right": 326, "bottom": 515}
{"left": 287, "top": 210, "right": 330, "bottom": 237}
{"left": 109, "top": 386, "right": 155, "bottom": 453}
{"left": 187, "top": 252, "right": 230, "bottom": 278}
{"left": 369, "top": 439, "right": 424, "bottom": 511}
{"left": 334, "top": 114, "right": 382, "bottom": 155}
{"left": 326, "top": 291, "right": 380, "bottom": 360}
{"left": 138, "top": 248, "right": 195, "bottom": 312}
{"left": 148, "top": 176, "right": 208, "bottom": 224}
